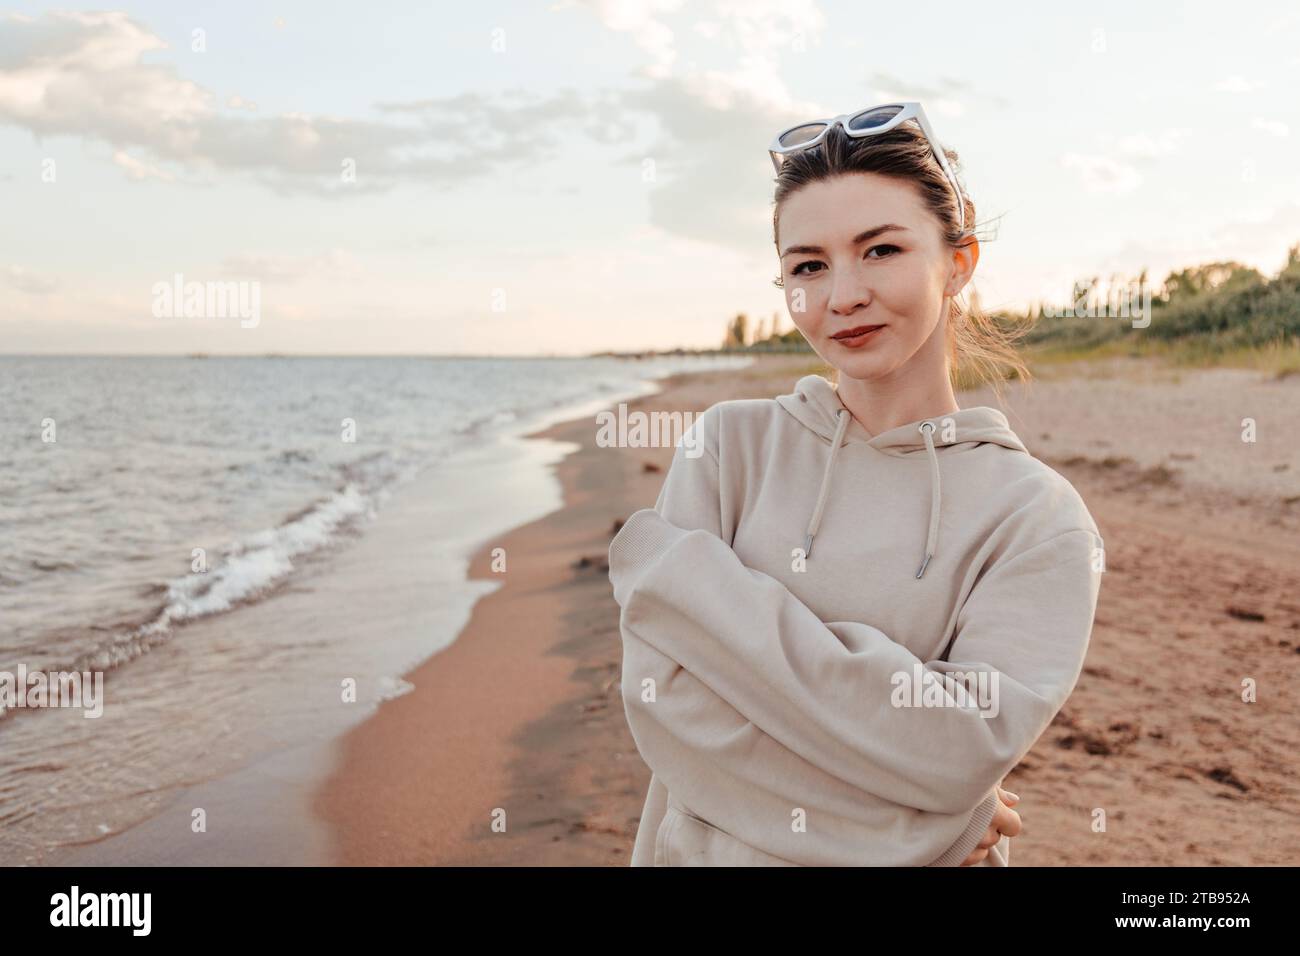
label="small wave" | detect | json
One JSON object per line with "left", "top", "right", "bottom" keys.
{"left": 51, "top": 485, "right": 375, "bottom": 679}
{"left": 151, "top": 485, "right": 371, "bottom": 630}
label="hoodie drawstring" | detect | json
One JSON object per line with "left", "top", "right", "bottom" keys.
{"left": 915, "top": 421, "right": 941, "bottom": 579}
{"left": 801, "top": 411, "right": 943, "bottom": 580}
{"left": 802, "top": 408, "right": 850, "bottom": 559}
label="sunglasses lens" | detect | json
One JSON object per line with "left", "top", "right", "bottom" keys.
{"left": 778, "top": 122, "right": 828, "bottom": 148}
{"left": 847, "top": 105, "right": 903, "bottom": 131}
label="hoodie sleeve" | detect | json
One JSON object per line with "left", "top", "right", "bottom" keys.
{"left": 614, "top": 406, "right": 1005, "bottom": 866}
{"left": 611, "top": 500, "right": 1102, "bottom": 821}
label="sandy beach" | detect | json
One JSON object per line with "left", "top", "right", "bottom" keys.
{"left": 312, "top": 353, "right": 1300, "bottom": 866}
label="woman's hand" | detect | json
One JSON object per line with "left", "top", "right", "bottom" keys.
{"left": 960, "top": 786, "right": 1021, "bottom": 866}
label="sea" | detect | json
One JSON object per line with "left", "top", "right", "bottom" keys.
{"left": 0, "top": 354, "right": 750, "bottom": 863}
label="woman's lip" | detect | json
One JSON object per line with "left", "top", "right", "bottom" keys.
{"left": 832, "top": 324, "right": 885, "bottom": 341}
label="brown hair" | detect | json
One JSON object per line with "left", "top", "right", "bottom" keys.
{"left": 771, "top": 123, "right": 1032, "bottom": 402}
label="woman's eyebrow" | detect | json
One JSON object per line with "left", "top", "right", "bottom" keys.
{"left": 780, "top": 223, "right": 909, "bottom": 258}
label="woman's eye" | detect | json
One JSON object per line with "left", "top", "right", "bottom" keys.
{"left": 791, "top": 246, "right": 898, "bottom": 276}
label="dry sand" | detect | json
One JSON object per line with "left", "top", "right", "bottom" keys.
{"left": 312, "top": 353, "right": 1300, "bottom": 866}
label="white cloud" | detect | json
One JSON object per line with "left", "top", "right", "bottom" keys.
{"left": 617, "top": 77, "right": 795, "bottom": 250}
{"left": 563, "top": 0, "right": 686, "bottom": 78}
{"left": 0, "top": 11, "right": 599, "bottom": 195}
{"left": 553, "top": 0, "right": 833, "bottom": 253}
{"left": 693, "top": 0, "right": 826, "bottom": 111}
{"left": 570, "top": 0, "right": 826, "bottom": 110}
{"left": 0, "top": 12, "right": 207, "bottom": 132}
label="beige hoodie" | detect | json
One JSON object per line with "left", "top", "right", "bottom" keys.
{"left": 608, "top": 373, "right": 1104, "bottom": 866}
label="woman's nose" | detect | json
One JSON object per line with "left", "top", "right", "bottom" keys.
{"left": 827, "top": 275, "right": 871, "bottom": 315}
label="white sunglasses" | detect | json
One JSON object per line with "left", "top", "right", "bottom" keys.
{"left": 768, "top": 101, "right": 966, "bottom": 232}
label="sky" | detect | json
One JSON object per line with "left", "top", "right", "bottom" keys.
{"left": 2, "top": 0, "right": 1299, "bottom": 355}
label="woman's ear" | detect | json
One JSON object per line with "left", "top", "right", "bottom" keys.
{"left": 945, "top": 237, "right": 980, "bottom": 296}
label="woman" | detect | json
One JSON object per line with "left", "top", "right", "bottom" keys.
{"left": 608, "top": 102, "right": 1104, "bottom": 866}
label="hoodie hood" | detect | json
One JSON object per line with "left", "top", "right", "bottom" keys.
{"left": 774, "top": 374, "right": 1029, "bottom": 578}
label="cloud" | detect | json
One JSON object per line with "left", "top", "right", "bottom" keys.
{"left": 565, "top": 0, "right": 826, "bottom": 110}
{"left": 0, "top": 11, "right": 601, "bottom": 195}
{"left": 0, "top": 5, "right": 822, "bottom": 253}
{"left": 0, "top": 12, "right": 208, "bottom": 137}
{"left": 617, "top": 77, "right": 783, "bottom": 249}
{"left": 554, "top": 0, "right": 834, "bottom": 251}
{"left": 373, "top": 86, "right": 638, "bottom": 151}
{"left": 1, "top": 4, "right": 1012, "bottom": 261}
{"left": 685, "top": 0, "right": 827, "bottom": 111}
{"left": 112, "top": 150, "right": 174, "bottom": 182}
{"left": 387, "top": 3, "right": 834, "bottom": 253}
{"left": 561, "top": 0, "right": 685, "bottom": 79}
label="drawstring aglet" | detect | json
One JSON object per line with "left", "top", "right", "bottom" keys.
{"left": 803, "top": 534, "right": 814, "bottom": 558}
{"left": 915, "top": 553, "right": 931, "bottom": 579}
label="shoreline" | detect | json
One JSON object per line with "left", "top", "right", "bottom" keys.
{"left": 40, "top": 418, "right": 581, "bottom": 866}
{"left": 31, "top": 361, "right": 730, "bottom": 866}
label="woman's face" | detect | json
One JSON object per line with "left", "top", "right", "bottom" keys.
{"left": 776, "top": 172, "right": 976, "bottom": 382}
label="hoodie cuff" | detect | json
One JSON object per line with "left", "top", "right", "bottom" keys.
{"left": 926, "top": 790, "right": 1000, "bottom": 867}
{"left": 608, "top": 508, "right": 691, "bottom": 607}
